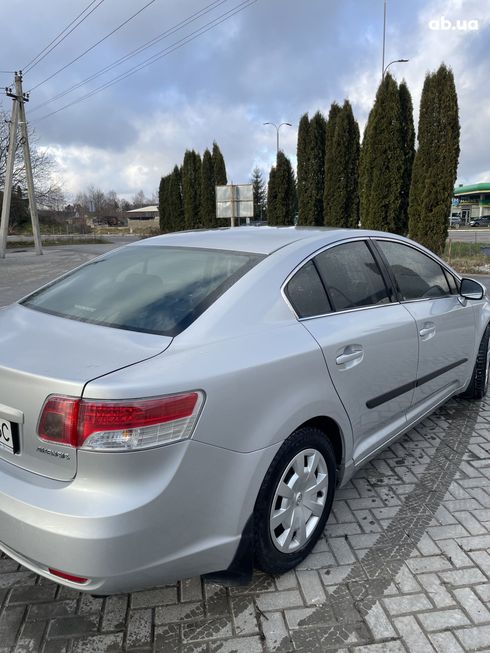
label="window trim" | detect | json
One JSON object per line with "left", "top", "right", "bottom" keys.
{"left": 282, "top": 236, "right": 463, "bottom": 321}
{"left": 281, "top": 237, "right": 400, "bottom": 321}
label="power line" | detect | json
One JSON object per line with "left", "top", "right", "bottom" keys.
{"left": 24, "top": 0, "right": 105, "bottom": 74}
{"left": 30, "top": 0, "right": 230, "bottom": 113}
{"left": 28, "top": 0, "right": 159, "bottom": 93}
{"left": 0, "top": 70, "right": 15, "bottom": 74}
{"left": 35, "top": 0, "right": 257, "bottom": 123}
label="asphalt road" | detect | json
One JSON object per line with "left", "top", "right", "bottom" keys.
{"left": 0, "top": 237, "right": 138, "bottom": 306}
{"left": 448, "top": 228, "right": 490, "bottom": 243}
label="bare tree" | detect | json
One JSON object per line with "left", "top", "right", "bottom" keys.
{"left": 132, "top": 190, "right": 147, "bottom": 209}
{"left": 105, "top": 190, "right": 120, "bottom": 214}
{"left": 0, "top": 108, "right": 64, "bottom": 210}
{"left": 86, "top": 186, "right": 106, "bottom": 217}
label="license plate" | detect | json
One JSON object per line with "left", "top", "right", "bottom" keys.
{"left": 0, "top": 418, "right": 15, "bottom": 454}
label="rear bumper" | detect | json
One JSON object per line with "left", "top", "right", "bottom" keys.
{"left": 0, "top": 439, "right": 279, "bottom": 594}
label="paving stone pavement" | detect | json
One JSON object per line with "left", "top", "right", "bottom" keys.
{"left": 0, "top": 397, "right": 489, "bottom": 652}
{"left": 2, "top": 248, "right": 490, "bottom": 651}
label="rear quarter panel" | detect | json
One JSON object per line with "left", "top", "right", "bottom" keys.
{"left": 82, "top": 322, "right": 353, "bottom": 458}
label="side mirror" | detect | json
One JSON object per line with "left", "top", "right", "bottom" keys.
{"left": 460, "top": 278, "right": 485, "bottom": 300}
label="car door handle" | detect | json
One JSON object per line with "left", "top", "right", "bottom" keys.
{"left": 336, "top": 346, "right": 363, "bottom": 366}
{"left": 419, "top": 323, "right": 436, "bottom": 339}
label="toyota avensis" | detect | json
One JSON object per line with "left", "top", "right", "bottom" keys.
{"left": 0, "top": 227, "right": 488, "bottom": 594}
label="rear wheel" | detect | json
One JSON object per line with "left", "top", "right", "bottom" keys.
{"left": 461, "top": 325, "right": 490, "bottom": 400}
{"left": 254, "top": 427, "right": 336, "bottom": 575}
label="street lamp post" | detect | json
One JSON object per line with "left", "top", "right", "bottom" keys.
{"left": 382, "top": 0, "right": 387, "bottom": 80}
{"left": 263, "top": 121, "right": 292, "bottom": 154}
{"left": 382, "top": 58, "right": 409, "bottom": 79}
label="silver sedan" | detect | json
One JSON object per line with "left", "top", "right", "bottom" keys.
{"left": 0, "top": 227, "right": 488, "bottom": 594}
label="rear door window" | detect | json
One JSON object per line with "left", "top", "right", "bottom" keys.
{"left": 314, "top": 241, "right": 390, "bottom": 311}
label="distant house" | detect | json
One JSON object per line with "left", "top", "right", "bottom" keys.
{"left": 124, "top": 205, "right": 159, "bottom": 232}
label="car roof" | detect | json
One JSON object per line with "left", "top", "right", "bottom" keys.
{"left": 132, "top": 226, "right": 384, "bottom": 255}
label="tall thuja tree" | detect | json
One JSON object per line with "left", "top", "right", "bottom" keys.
{"left": 359, "top": 73, "right": 405, "bottom": 232}
{"left": 250, "top": 166, "right": 266, "bottom": 220}
{"left": 267, "top": 164, "right": 278, "bottom": 225}
{"left": 158, "top": 174, "right": 171, "bottom": 232}
{"left": 408, "top": 65, "right": 460, "bottom": 254}
{"left": 182, "top": 150, "right": 202, "bottom": 229}
{"left": 323, "top": 102, "right": 342, "bottom": 225}
{"left": 200, "top": 148, "right": 216, "bottom": 228}
{"left": 296, "top": 113, "right": 310, "bottom": 224}
{"left": 398, "top": 81, "right": 415, "bottom": 235}
{"left": 168, "top": 165, "right": 184, "bottom": 231}
{"left": 303, "top": 111, "right": 326, "bottom": 225}
{"left": 328, "top": 100, "right": 360, "bottom": 228}
{"left": 212, "top": 141, "right": 227, "bottom": 186}
{"left": 268, "top": 151, "right": 296, "bottom": 225}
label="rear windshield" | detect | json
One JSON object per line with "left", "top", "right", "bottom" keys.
{"left": 21, "top": 245, "right": 264, "bottom": 336}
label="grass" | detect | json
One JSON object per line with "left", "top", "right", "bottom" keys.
{"left": 7, "top": 237, "right": 109, "bottom": 249}
{"left": 444, "top": 240, "right": 490, "bottom": 275}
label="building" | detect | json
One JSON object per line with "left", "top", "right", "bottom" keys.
{"left": 453, "top": 183, "right": 490, "bottom": 225}
{"left": 125, "top": 205, "right": 159, "bottom": 232}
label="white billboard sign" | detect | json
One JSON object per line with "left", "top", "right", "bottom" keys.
{"left": 216, "top": 184, "right": 254, "bottom": 221}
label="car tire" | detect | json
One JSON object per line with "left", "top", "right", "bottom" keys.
{"left": 254, "top": 427, "right": 336, "bottom": 576}
{"left": 461, "top": 324, "right": 490, "bottom": 400}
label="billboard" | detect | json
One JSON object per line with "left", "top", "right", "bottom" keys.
{"left": 216, "top": 184, "right": 254, "bottom": 220}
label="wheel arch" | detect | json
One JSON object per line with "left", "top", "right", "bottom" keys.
{"left": 292, "top": 415, "right": 345, "bottom": 483}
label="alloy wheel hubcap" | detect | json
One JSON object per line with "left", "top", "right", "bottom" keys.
{"left": 269, "top": 448, "right": 328, "bottom": 553}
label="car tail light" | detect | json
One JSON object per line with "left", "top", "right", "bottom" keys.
{"left": 49, "top": 568, "right": 88, "bottom": 584}
{"left": 38, "top": 391, "right": 204, "bottom": 451}
{"left": 38, "top": 396, "right": 80, "bottom": 447}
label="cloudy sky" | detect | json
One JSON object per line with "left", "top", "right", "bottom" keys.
{"left": 0, "top": 0, "right": 488, "bottom": 201}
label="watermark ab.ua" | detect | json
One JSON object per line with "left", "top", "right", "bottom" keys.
{"left": 429, "top": 16, "right": 479, "bottom": 31}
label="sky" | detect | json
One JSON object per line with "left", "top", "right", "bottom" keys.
{"left": 0, "top": 0, "right": 488, "bottom": 202}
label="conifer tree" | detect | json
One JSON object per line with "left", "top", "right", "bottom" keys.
{"left": 296, "top": 113, "right": 310, "bottom": 224}
{"left": 323, "top": 102, "right": 342, "bottom": 225}
{"left": 268, "top": 152, "right": 296, "bottom": 225}
{"left": 359, "top": 73, "right": 405, "bottom": 233}
{"left": 168, "top": 165, "right": 184, "bottom": 231}
{"left": 303, "top": 111, "right": 326, "bottom": 225}
{"left": 250, "top": 166, "right": 266, "bottom": 220}
{"left": 408, "top": 65, "right": 460, "bottom": 254}
{"left": 398, "top": 81, "right": 415, "bottom": 235}
{"left": 182, "top": 150, "right": 202, "bottom": 229}
{"left": 212, "top": 141, "right": 227, "bottom": 186}
{"left": 328, "top": 101, "right": 360, "bottom": 228}
{"left": 158, "top": 174, "right": 170, "bottom": 232}
{"left": 267, "top": 164, "right": 278, "bottom": 225}
{"left": 200, "top": 149, "right": 216, "bottom": 228}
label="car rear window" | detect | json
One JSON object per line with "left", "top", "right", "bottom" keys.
{"left": 21, "top": 245, "right": 264, "bottom": 336}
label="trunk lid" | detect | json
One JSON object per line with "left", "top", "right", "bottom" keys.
{"left": 0, "top": 304, "right": 172, "bottom": 480}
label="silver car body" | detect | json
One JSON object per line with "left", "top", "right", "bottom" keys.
{"left": 0, "top": 227, "right": 487, "bottom": 593}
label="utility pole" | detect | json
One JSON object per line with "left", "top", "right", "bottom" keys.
{"left": 0, "top": 71, "right": 42, "bottom": 258}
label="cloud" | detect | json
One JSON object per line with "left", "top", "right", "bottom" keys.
{"left": 0, "top": 0, "right": 488, "bottom": 200}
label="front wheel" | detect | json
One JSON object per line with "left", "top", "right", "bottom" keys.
{"left": 461, "top": 325, "right": 490, "bottom": 400}
{"left": 254, "top": 427, "right": 336, "bottom": 576}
